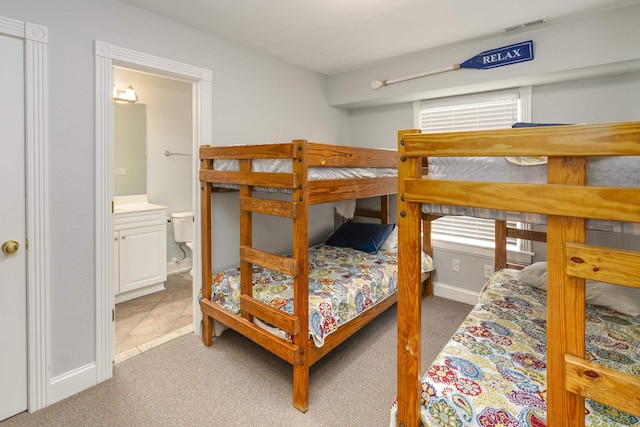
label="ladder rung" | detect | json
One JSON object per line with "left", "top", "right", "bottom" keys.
{"left": 240, "top": 246, "right": 298, "bottom": 277}
{"left": 240, "top": 295, "right": 300, "bottom": 335}
{"left": 240, "top": 196, "right": 298, "bottom": 218}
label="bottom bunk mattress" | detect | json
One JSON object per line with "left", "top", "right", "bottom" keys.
{"left": 208, "top": 243, "right": 434, "bottom": 347}
{"left": 391, "top": 269, "right": 640, "bottom": 427}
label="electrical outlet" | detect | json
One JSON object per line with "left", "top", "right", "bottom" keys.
{"left": 484, "top": 264, "right": 495, "bottom": 279}
{"left": 452, "top": 259, "right": 460, "bottom": 272}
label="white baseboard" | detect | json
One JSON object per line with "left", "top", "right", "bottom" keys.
{"left": 167, "top": 258, "right": 192, "bottom": 275}
{"left": 115, "top": 283, "right": 166, "bottom": 304}
{"left": 433, "top": 281, "right": 480, "bottom": 306}
{"left": 49, "top": 363, "right": 96, "bottom": 405}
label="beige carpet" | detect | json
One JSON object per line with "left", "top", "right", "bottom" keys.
{"left": 2, "top": 296, "right": 472, "bottom": 427}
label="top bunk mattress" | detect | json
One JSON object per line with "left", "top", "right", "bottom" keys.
{"left": 427, "top": 155, "right": 639, "bottom": 187}
{"left": 212, "top": 158, "right": 396, "bottom": 192}
{"left": 423, "top": 155, "right": 640, "bottom": 233}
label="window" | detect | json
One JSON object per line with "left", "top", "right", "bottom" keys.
{"left": 414, "top": 87, "right": 532, "bottom": 255}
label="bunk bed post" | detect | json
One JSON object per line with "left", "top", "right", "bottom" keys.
{"left": 495, "top": 220, "right": 507, "bottom": 270}
{"left": 239, "top": 159, "right": 254, "bottom": 323}
{"left": 200, "top": 149, "right": 213, "bottom": 346}
{"left": 292, "top": 139, "right": 310, "bottom": 412}
{"left": 546, "top": 155, "right": 587, "bottom": 427}
{"left": 396, "top": 129, "right": 423, "bottom": 426}
{"left": 381, "top": 194, "right": 389, "bottom": 224}
{"left": 421, "top": 213, "right": 438, "bottom": 297}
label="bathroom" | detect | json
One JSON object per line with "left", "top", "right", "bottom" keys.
{"left": 113, "top": 67, "right": 195, "bottom": 361}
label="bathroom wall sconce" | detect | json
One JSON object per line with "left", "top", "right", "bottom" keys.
{"left": 113, "top": 84, "right": 138, "bottom": 103}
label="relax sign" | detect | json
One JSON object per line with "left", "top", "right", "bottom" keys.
{"left": 371, "top": 40, "right": 534, "bottom": 89}
{"left": 461, "top": 40, "right": 534, "bottom": 69}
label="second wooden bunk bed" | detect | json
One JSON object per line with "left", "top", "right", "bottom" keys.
{"left": 199, "top": 140, "right": 430, "bottom": 412}
{"left": 395, "top": 122, "right": 640, "bottom": 426}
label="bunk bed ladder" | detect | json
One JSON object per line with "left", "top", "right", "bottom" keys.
{"left": 233, "top": 141, "right": 311, "bottom": 413}
{"left": 199, "top": 142, "right": 312, "bottom": 411}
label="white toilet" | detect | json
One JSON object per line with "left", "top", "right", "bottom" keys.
{"left": 171, "top": 211, "right": 194, "bottom": 274}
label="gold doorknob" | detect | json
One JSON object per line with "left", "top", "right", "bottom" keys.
{"left": 2, "top": 240, "right": 19, "bottom": 254}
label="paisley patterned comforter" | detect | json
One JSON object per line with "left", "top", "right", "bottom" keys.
{"left": 209, "top": 244, "right": 434, "bottom": 347}
{"left": 391, "top": 269, "right": 640, "bottom": 427}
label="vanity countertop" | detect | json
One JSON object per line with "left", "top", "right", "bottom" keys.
{"left": 114, "top": 195, "right": 166, "bottom": 215}
{"left": 114, "top": 203, "right": 166, "bottom": 214}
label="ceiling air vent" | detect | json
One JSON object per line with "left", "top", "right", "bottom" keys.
{"left": 504, "top": 17, "right": 548, "bottom": 34}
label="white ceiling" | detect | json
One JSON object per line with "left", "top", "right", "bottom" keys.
{"left": 120, "top": 0, "right": 635, "bottom": 75}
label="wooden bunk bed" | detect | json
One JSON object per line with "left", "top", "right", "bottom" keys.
{"left": 199, "top": 140, "right": 433, "bottom": 412}
{"left": 395, "top": 122, "right": 640, "bottom": 426}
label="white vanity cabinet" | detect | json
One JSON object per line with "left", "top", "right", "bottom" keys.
{"left": 114, "top": 205, "right": 167, "bottom": 303}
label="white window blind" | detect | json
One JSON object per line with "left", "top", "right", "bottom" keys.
{"left": 415, "top": 88, "right": 530, "bottom": 251}
{"left": 431, "top": 215, "right": 507, "bottom": 249}
{"left": 419, "top": 92, "right": 520, "bottom": 132}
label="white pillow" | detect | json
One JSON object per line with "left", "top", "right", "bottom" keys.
{"left": 379, "top": 225, "right": 398, "bottom": 251}
{"left": 518, "top": 262, "right": 640, "bottom": 316}
{"left": 518, "top": 262, "right": 547, "bottom": 289}
{"left": 586, "top": 281, "right": 640, "bottom": 316}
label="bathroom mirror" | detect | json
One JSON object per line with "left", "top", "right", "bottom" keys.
{"left": 114, "top": 103, "right": 147, "bottom": 196}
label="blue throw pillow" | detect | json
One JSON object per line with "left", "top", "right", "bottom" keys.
{"left": 325, "top": 222, "right": 395, "bottom": 253}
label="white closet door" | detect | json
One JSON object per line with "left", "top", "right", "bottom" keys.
{"left": 0, "top": 33, "right": 27, "bottom": 421}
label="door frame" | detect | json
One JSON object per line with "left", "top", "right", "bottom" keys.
{"left": 0, "top": 16, "right": 50, "bottom": 411}
{"left": 93, "top": 41, "right": 212, "bottom": 381}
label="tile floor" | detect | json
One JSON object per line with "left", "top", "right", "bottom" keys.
{"left": 115, "top": 271, "right": 193, "bottom": 363}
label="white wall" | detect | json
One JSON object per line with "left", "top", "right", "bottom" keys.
{"left": 0, "top": 0, "right": 347, "bottom": 395}
{"left": 532, "top": 72, "right": 640, "bottom": 123}
{"left": 348, "top": 103, "right": 414, "bottom": 150}
{"left": 329, "top": 3, "right": 640, "bottom": 109}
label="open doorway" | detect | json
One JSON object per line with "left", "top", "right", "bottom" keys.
{"left": 112, "top": 67, "right": 194, "bottom": 363}
{"left": 94, "top": 40, "right": 212, "bottom": 381}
